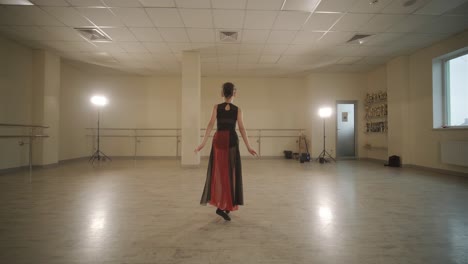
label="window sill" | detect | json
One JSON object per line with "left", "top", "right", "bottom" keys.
{"left": 433, "top": 126, "right": 468, "bottom": 131}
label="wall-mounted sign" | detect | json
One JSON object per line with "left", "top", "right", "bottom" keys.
{"left": 342, "top": 112, "right": 348, "bottom": 122}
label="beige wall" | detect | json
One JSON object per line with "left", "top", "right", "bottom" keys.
{"left": 364, "top": 66, "right": 388, "bottom": 161}
{"left": 305, "top": 73, "right": 366, "bottom": 158}
{"left": 364, "top": 30, "right": 468, "bottom": 173}
{"left": 0, "top": 36, "right": 33, "bottom": 170}
{"left": 406, "top": 30, "right": 468, "bottom": 173}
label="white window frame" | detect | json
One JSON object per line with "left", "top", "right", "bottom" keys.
{"left": 433, "top": 47, "right": 468, "bottom": 129}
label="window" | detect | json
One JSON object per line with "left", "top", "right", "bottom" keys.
{"left": 433, "top": 47, "right": 468, "bottom": 129}
{"left": 444, "top": 53, "right": 468, "bottom": 127}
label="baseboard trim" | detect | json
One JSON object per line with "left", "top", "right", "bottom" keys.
{"left": 360, "top": 158, "right": 468, "bottom": 177}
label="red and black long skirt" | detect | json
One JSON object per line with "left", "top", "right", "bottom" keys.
{"left": 200, "top": 130, "right": 243, "bottom": 211}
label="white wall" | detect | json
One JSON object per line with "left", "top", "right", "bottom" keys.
{"left": 0, "top": 36, "right": 33, "bottom": 170}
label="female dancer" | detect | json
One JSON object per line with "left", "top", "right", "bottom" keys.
{"left": 195, "top": 82, "right": 257, "bottom": 221}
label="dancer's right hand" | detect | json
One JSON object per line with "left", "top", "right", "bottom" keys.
{"left": 248, "top": 147, "right": 258, "bottom": 157}
{"left": 194, "top": 144, "right": 205, "bottom": 153}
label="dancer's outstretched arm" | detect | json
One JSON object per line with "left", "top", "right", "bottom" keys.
{"left": 194, "top": 104, "right": 217, "bottom": 153}
{"left": 238, "top": 108, "right": 258, "bottom": 157}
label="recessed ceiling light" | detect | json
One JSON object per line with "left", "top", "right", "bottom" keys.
{"left": 0, "top": 0, "right": 34, "bottom": 5}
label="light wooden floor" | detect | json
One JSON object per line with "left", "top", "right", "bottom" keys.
{"left": 0, "top": 159, "right": 467, "bottom": 264}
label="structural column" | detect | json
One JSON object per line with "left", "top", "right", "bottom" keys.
{"left": 181, "top": 51, "right": 201, "bottom": 166}
{"left": 387, "top": 56, "right": 411, "bottom": 164}
{"left": 32, "top": 50, "right": 61, "bottom": 166}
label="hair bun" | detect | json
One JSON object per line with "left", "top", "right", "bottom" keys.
{"left": 223, "top": 82, "right": 235, "bottom": 98}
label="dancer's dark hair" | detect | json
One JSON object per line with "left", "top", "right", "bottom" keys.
{"left": 222, "top": 82, "right": 235, "bottom": 98}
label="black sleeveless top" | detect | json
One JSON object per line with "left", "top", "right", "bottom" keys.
{"left": 217, "top": 103, "right": 238, "bottom": 147}
{"left": 217, "top": 103, "right": 238, "bottom": 131}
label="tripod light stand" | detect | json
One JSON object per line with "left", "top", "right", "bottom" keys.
{"left": 89, "top": 95, "right": 111, "bottom": 164}
{"left": 316, "top": 107, "right": 336, "bottom": 163}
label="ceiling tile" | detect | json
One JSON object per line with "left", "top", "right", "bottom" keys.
{"left": 239, "top": 43, "right": 264, "bottom": 53}
{"left": 417, "top": 0, "right": 468, "bottom": 15}
{"left": 187, "top": 28, "right": 215, "bottom": 42}
{"left": 146, "top": 8, "right": 184, "bottom": 27}
{"left": 179, "top": 9, "right": 213, "bottom": 28}
{"left": 315, "top": 0, "right": 357, "bottom": 12}
{"left": 139, "top": 0, "right": 176, "bottom": 7}
{"left": 381, "top": 0, "right": 431, "bottom": 14}
{"left": 0, "top": 26, "right": 53, "bottom": 40}
{"left": 104, "top": 0, "right": 142, "bottom": 7}
{"left": 386, "top": 14, "right": 434, "bottom": 33}
{"left": 267, "top": 30, "right": 297, "bottom": 44}
{"left": 413, "top": 15, "right": 468, "bottom": 34}
{"left": 111, "top": 8, "right": 153, "bottom": 27}
{"left": 130, "top": 27, "right": 163, "bottom": 41}
{"left": 359, "top": 56, "right": 392, "bottom": 65}
{"left": 241, "top": 29, "right": 269, "bottom": 43}
{"left": 348, "top": 0, "right": 393, "bottom": 13}
{"left": 142, "top": 42, "right": 172, "bottom": 53}
{"left": 244, "top": 10, "right": 278, "bottom": 29}
{"left": 94, "top": 42, "right": 126, "bottom": 52}
{"left": 169, "top": 43, "right": 193, "bottom": 53}
{"left": 119, "top": 41, "right": 149, "bottom": 52}
{"left": 43, "top": 40, "right": 97, "bottom": 51}
{"left": 362, "top": 33, "right": 404, "bottom": 45}
{"left": 238, "top": 54, "right": 260, "bottom": 63}
{"left": 316, "top": 31, "right": 354, "bottom": 46}
{"left": 259, "top": 54, "right": 280, "bottom": 63}
{"left": 273, "top": 11, "right": 310, "bottom": 30}
{"left": 359, "top": 14, "right": 406, "bottom": 33}
{"left": 439, "top": 0, "right": 468, "bottom": 15}
{"left": 246, "top": 0, "right": 284, "bottom": 10}
{"left": 42, "top": 7, "right": 93, "bottom": 27}
{"left": 31, "top": 0, "right": 69, "bottom": 6}
{"left": 3, "top": 6, "right": 63, "bottom": 26}
{"left": 158, "top": 27, "right": 189, "bottom": 42}
{"left": 0, "top": 6, "right": 32, "bottom": 25}
{"left": 175, "top": 0, "right": 211, "bottom": 8}
{"left": 283, "top": 44, "right": 319, "bottom": 55}
{"left": 331, "top": 13, "right": 374, "bottom": 31}
{"left": 41, "top": 26, "right": 83, "bottom": 40}
{"left": 303, "top": 13, "right": 342, "bottom": 31}
{"left": 262, "top": 44, "right": 289, "bottom": 54}
{"left": 67, "top": 0, "right": 105, "bottom": 7}
{"left": 277, "top": 55, "right": 321, "bottom": 65}
{"left": 217, "top": 43, "right": 240, "bottom": 53}
{"left": 336, "top": 56, "right": 362, "bottom": 64}
{"left": 77, "top": 7, "right": 124, "bottom": 26}
{"left": 293, "top": 31, "right": 323, "bottom": 44}
{"left": 101, "top": 27, "right": 137, "bottom": 41}
{"left": 282, "top": 0, "right": 322, "bottom": 12}
{"left": 213, "top": 10, "right": 245, "bottom": 28}
{"left": 211, "top": 0, "right": 247, "bottom": 9}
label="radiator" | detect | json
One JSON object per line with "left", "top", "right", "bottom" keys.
{"left": 441, "top": 141, "right": 468, "bottom": 167}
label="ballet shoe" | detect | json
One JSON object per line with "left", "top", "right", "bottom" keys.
{"left": 216, "top": 208, "right": 231, "bottom": 221}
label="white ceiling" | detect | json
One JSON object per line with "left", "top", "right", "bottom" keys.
{"left": 0, "top": 0, "right": 467, "bottom": 76}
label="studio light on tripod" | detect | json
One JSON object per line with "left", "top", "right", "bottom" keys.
{"left": 317, "top": 107, "right": 336, "bottom": 163}
{"left": 91, "top": 95, "right": 108, "bottom": 107}
{"left": 89, "top": 95, "right": 111, "bottom": 164}
{"left": 319, "top": 107, "right": 332, "bottom": 118}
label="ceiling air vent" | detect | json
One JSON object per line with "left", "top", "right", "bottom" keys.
{"left": 75, "top": 28, "right": 111, "bottom": 42}
{"left": 347, "top": 34, "right": 373, "bottom": 44}
{"left": 219, "top": 31, "right": 238, "bottom": 42}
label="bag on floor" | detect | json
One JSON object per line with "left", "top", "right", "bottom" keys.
{"left": 385, "top": 155, "right": 401, "bottom": 167}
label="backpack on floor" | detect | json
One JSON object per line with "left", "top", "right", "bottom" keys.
{"left": 385, "top": 155, "right": 401, "bottom": 167}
